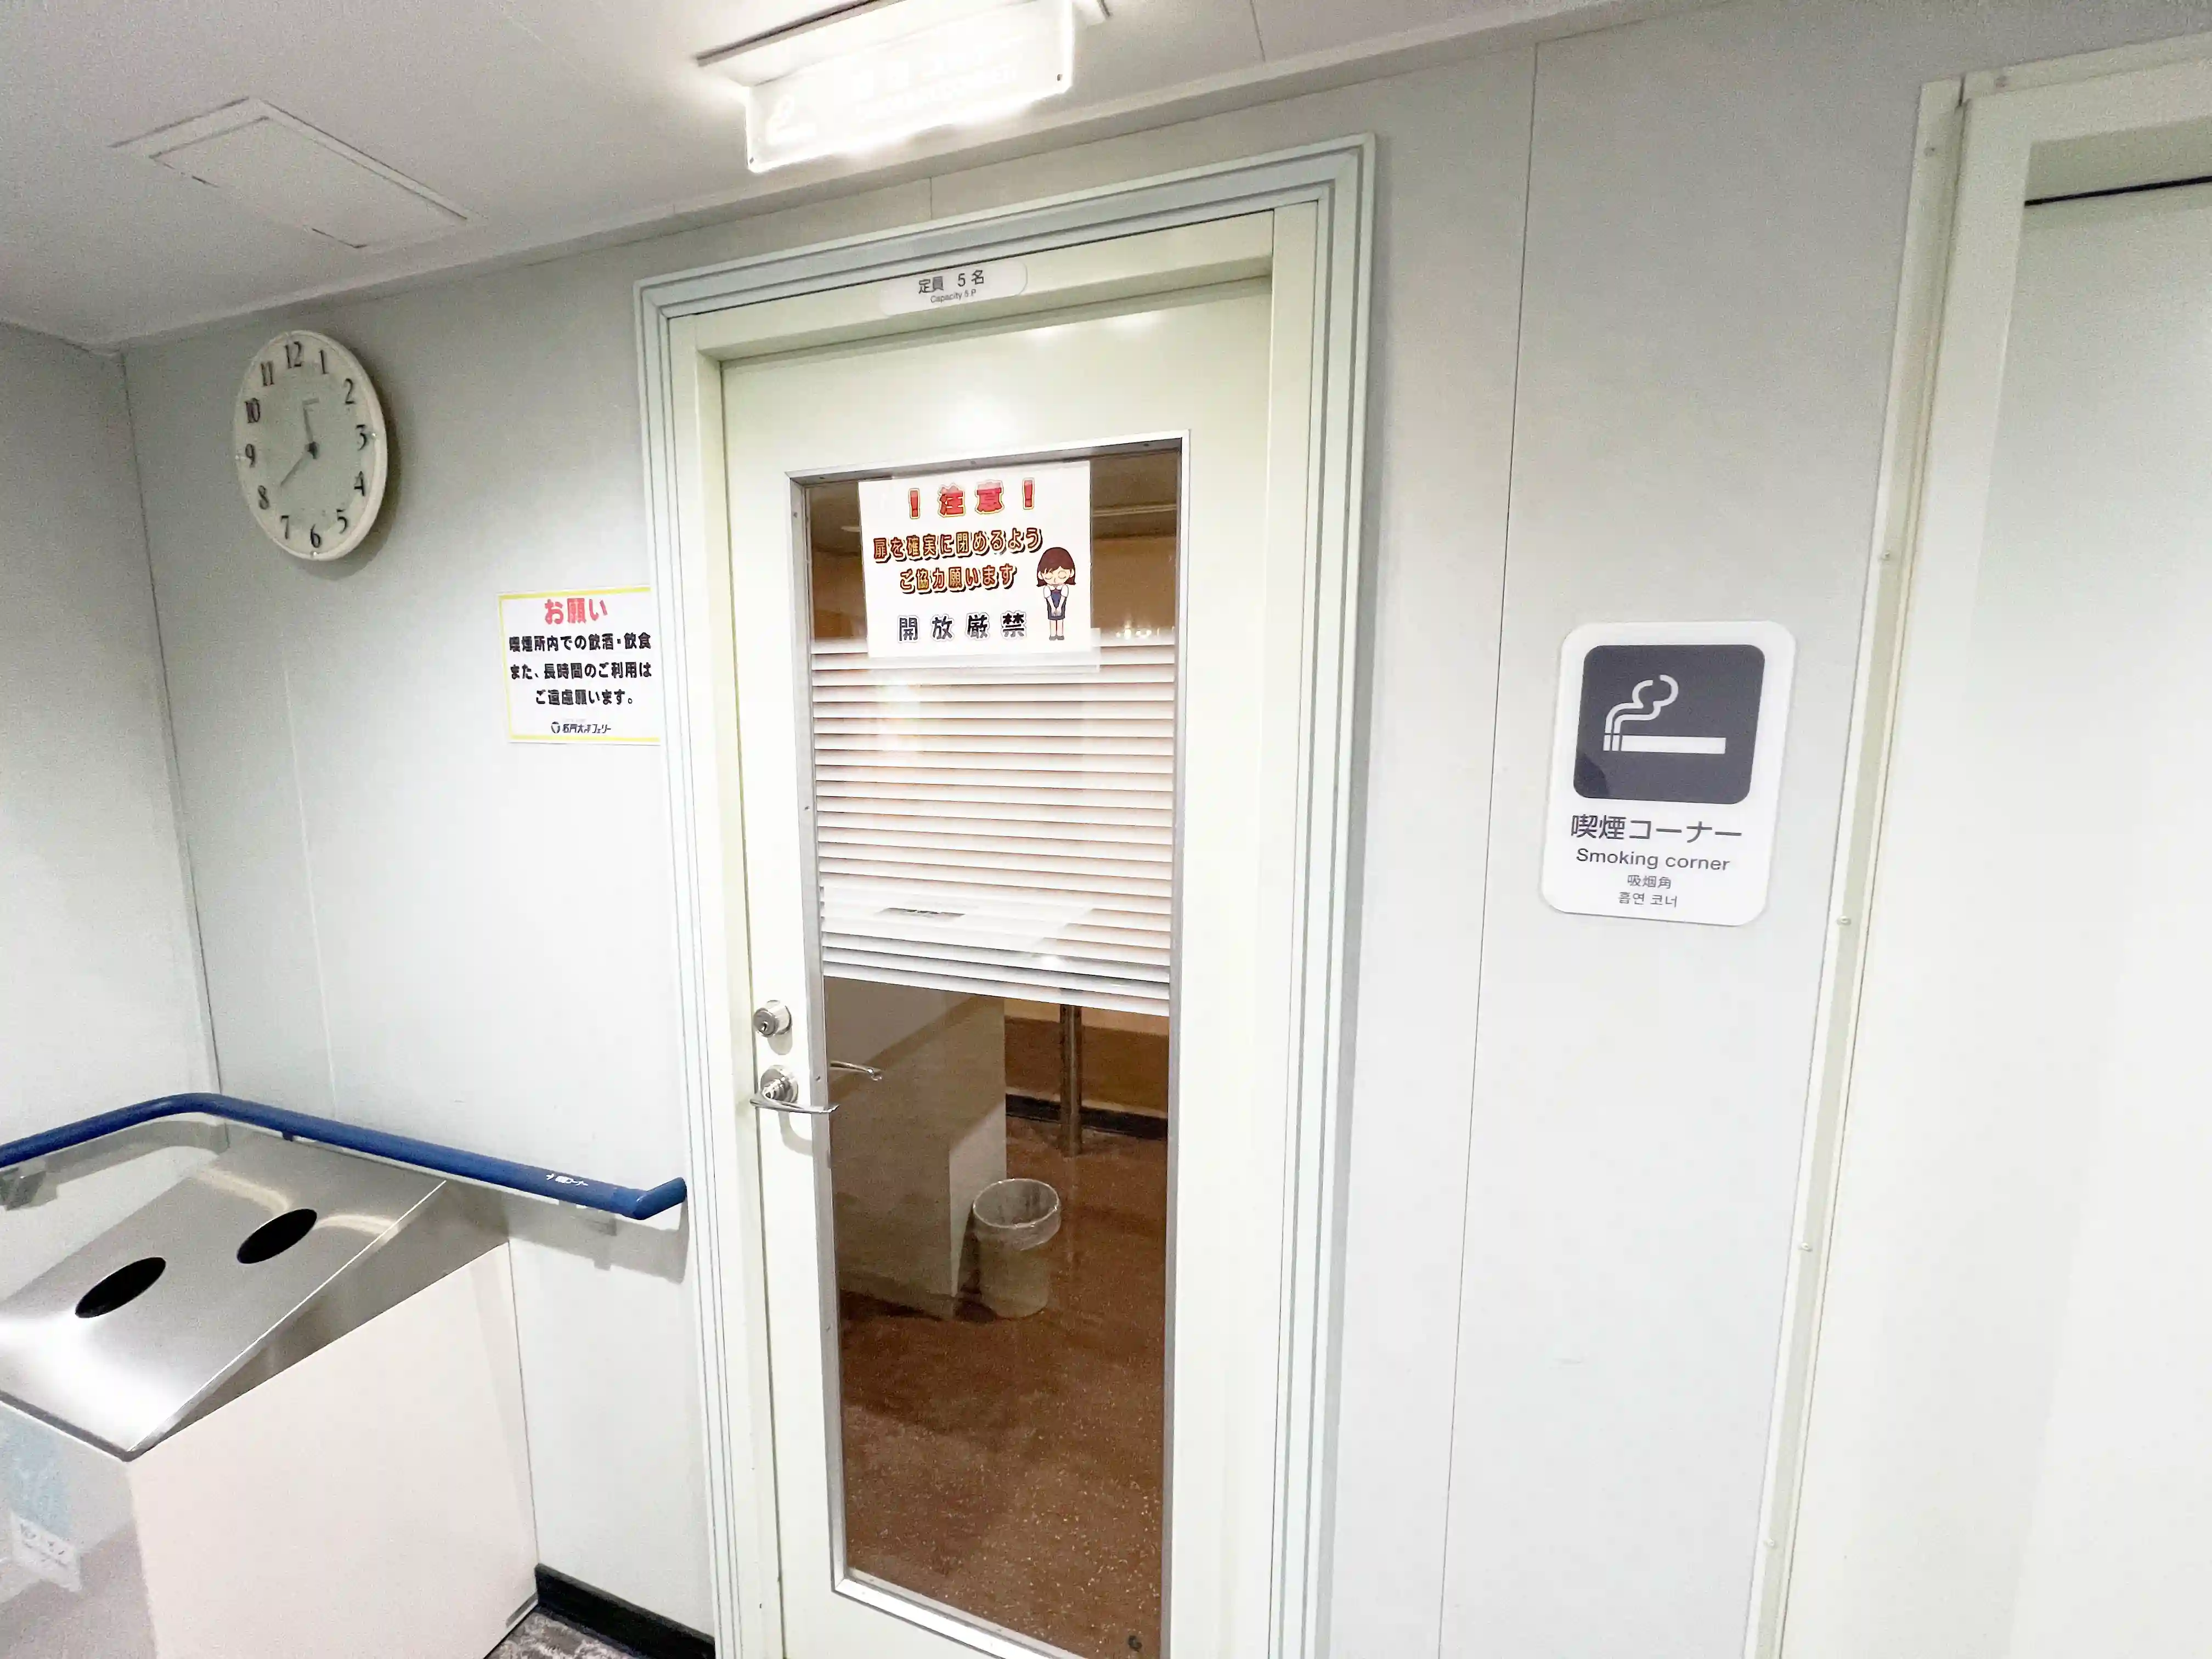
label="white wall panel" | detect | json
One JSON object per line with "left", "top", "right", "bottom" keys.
{"left": 0, "top": 321, "right": 206, "bottom": 1143}
{"left": 1446, "top": 3, "right": 2212, "bottom": 1655}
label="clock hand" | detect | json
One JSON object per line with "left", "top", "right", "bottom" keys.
{"left": 273, "top": 399, "right": 325, "bottom": 488}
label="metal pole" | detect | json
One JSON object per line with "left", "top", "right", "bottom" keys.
{"left": 1059, "top": 1002, "right": 1084, "bottom": 1156}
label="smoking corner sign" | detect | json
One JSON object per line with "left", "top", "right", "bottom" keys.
{"left": 859, "top": 461, "right": 1091, "bottom": 662}
{"left": 1541, "top": 622, "right": 1795, "bottom": 926}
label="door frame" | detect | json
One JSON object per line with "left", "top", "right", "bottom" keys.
{"left": 635, "top": 138, "right": 1373, "bottom": 1659}
{"left": 1750, "top": 33, "right": 2212, "bottom": 1659}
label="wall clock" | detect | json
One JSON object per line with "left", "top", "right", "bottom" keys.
{"left": 232, "top": 330, "right": 389, "bottom": 560}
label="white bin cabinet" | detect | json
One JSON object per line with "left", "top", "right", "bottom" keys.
{"left": 0, "top": 1135, "right": 538, "bottom": 1659}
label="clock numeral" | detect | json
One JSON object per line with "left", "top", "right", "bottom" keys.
{"left": 280, "top": 516, "right": 290, "bottom": 538}
{"left": 259, "top": 361, "right": 274, "bottom": 387}
{"left": 337, "top": 512, "right": 349, "bottom": 534}
{"left": 244, "top": 398, "right": 262, "bottom": 424}
{"left": 257, "top": 486, "right": 269, "bottom": 510}
{"left": 318, "top": 349, "right": 328, "bottom": 374}
{"left": 242, "top": 443, "right": 257, "bottom": 467}
{"left": 354, "top": 471, "right": 368, "bottom": 497}
{"left": 284, "top": 340, "right": 303, "bottom": 369}
{"left": 343, "top": 378, "right": 357, "bottom": 406}
{"left": 309, "top": 526, "right": 323, "bottom": 550}
{"left": 356, "top": 424, "right": 371, "bottom": 450}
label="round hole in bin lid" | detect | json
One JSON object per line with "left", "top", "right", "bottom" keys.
{"left": 236, "top": 1208, "right": 318, "bottom": 1265}
{"left": 76, "top": 1257, "right": 166, "bottom": 1318}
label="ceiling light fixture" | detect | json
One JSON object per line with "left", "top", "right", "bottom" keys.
{"left": 699, "top": 0, "right": 1085, "bottom": 174}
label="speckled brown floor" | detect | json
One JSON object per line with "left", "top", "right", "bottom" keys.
{"left": 490, "top": 1611, "right": 633, "bottom": 1658}
{"left": 838, "top": 1118, "right": 1167, "bottom": 1659}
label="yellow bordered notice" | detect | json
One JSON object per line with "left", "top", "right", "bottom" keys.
{"left": 499, "top": 586, "right": 662, "bottom": 744}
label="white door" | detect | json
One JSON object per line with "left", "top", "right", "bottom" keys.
{"left": 715, "top": 217, "right": 1311, "bottom": 1659}
{"left": 1785, "top": 188, "right": 2212, "bottom": 1656}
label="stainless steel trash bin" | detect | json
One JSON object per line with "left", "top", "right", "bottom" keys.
{"left": 0, "top": 1133, "right": 538, "bottom": 1659}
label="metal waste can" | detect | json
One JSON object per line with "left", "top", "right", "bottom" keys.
{"left": 0, "top": 1132, "right": 537, "bottom": 1659}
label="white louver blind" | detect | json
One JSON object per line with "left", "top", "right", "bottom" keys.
{"left": 810, "top": 635, "right": 1175, "bottom": 1013}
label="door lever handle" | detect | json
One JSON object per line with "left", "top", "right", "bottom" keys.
{"left": 830, "top": 1060, "right": 885, "bottom": 1082}
{"left": 752, "top": 1064, "right": 836, "bottom": 1116}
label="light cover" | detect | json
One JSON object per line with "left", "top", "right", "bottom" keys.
{"left": 728, "top": 0, "right": 1075, "bottom": 173}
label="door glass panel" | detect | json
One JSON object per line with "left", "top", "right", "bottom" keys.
{"left": 804, "top": 448, "right": 1179, "bottom": 1659}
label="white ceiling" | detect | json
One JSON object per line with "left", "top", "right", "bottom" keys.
{"left": 0, "top": 0, "right": 1650, "bottom": 347}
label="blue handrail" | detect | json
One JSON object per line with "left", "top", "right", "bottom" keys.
{"left": 0, "top": 1093, "right": 687, "bottom": 1222}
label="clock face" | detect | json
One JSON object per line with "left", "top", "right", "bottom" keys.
{"left": 233, "top": 331, "right": 388, "bottom": 561}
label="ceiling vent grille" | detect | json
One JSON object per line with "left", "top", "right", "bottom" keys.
{"left": 117, "top": 100, "right": 469, "bottom": 252}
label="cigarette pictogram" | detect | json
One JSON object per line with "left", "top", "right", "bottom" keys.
{"left": 1604, "top": 675, "right": 1726, "bottom": 754}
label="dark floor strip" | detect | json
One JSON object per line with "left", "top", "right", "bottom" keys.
{"left": 534, "top": 1568, "right": 713, "bottom": 1659}
{"left": 1004, "top": 1092, "right": 1169, "bottom": 1141}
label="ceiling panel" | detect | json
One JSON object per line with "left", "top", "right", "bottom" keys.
{"left": 0, "top": 0, "right": 1627, "bottom": 345}
{"left": 1251, "top": 0, "right": 1504, "bottom": 59}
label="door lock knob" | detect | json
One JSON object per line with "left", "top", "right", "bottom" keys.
{"left": 752, "top": 1000, "right": 793, "bottom": 1038}
{"left": 752, "top": 1064, "right": 835, "bottom": 1116}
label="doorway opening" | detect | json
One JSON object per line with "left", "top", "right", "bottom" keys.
{"left": 641, "top": 148, "right": 1369, "bottom": 1659}
{"left": 1765, "top": 42, "right": 2212, "bottom": 1659}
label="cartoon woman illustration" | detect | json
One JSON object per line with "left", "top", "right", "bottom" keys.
{"left": 1036, "top": 544, "right": 1077, "bottom": 641}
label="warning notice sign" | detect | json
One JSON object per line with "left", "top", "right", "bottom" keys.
{"left": 857, "top": 460, "right": 1091, "bottom": 663}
